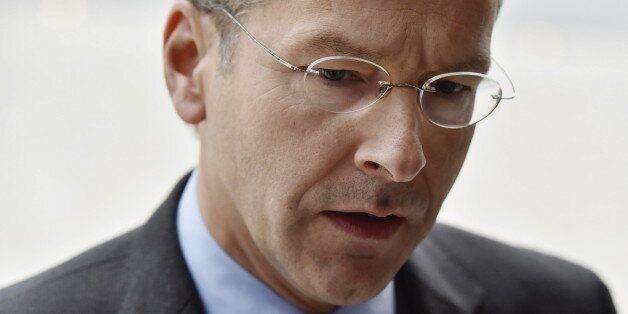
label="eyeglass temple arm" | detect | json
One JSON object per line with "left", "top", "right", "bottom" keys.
{"left": 220, "top": 8, "right": 318, "bottom": 75}
{"left": 491, "top": 59, "right": 516, "bottom": 100}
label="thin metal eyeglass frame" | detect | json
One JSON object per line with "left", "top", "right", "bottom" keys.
{"left": 219, "top": 8, "right": 515, "bottom": 122}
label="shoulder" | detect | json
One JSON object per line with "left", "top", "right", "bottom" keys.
{"left": 421, "top": 223, "right": 616, "bottom": 313}
{"left": 0, "top": 228, "right": 138, "bottom": 313}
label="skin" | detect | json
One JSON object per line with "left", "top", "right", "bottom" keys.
{"left": 163, "top": 0, "right": 498, "bottom": 312}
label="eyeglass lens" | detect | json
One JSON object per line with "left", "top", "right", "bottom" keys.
{"left": 302, "top": 57, "right": 504, "bottom": 128}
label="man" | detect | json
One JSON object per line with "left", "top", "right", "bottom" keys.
{"left": 0, "top": 0, "right": 616, "bottom": 313}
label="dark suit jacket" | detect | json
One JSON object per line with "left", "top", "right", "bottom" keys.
{"left": 0, "top": 173, "right": 616, "bottom": 313}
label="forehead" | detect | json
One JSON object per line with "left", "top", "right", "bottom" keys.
{"left": 257, "top": 0, "right": 498, "bottom": 75}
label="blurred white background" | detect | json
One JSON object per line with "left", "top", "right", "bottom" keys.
{"left": 1, "top": 0, "right": 626, "bottom": 311}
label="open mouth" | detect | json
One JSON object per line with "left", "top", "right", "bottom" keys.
{"left": 322, "top": 211, "right": 404, "bottom": 240}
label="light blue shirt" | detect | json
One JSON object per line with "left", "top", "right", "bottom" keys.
{"left": 176, "top": 169, "right": 396, "bottom": 314}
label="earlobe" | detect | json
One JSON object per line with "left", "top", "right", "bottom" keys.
{"left": 163, "top": 2, "right": 209, "bottom": 125}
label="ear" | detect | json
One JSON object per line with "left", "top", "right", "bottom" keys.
{"left": 163, "top": 1, "right": 213, "bottom": 125}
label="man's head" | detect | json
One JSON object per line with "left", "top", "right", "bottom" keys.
{"left": 163, "top": 0, "right": 500, "bottom": 311}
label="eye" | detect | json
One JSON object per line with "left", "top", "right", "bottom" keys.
{"left": 319, "top": 69, "right": 354, "bottom": 82}
{"left": 432, "top": 80, "right": 465, "bottom": 95}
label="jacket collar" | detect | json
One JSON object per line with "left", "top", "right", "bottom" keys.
{"left": 119, "top": 172, "right": 485, "bottom": 313}
{"left": 395, "top": 230, "right": 486, "bottom": 314}
{"left": 120, "top": 172, "right": 203, "bottom": 313}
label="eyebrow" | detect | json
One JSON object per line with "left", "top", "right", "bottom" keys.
{"left": 416, "top": 55, "right": 491, "bottom": 83}
{"left": 289, "top": 31, "right": 386, "bottom": 63}
{"left": 450, "top": 56, "right": 491, "bottom": 73}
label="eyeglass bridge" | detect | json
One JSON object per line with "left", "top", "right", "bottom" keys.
{"left": 377, "top": 81, "right": 436, "bottom": 95}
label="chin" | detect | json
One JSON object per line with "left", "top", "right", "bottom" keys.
{"left": 299, "top": 255, "right": 400, "bottom": 306}
{"left": 318, "top": 274, "right": 391, "bottom": 306}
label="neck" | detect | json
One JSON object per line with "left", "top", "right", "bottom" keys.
{"left": 195, "top": 161, "right": 336, "bottom": 313}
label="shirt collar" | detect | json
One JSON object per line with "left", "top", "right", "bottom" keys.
{"left": 176, "top": 169, "right": 396, "bottom": 313}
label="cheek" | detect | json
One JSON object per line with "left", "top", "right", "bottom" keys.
{"left": 422, "top": 124, "right": 474, "bottom": 203}
{"left": 237, "top": 84, "right": 352, "bottom": 204}
{"left": 227, "top": 80, "right": 350, "bottom": 235}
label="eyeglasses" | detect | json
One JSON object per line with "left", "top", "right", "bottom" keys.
{"left": 220, "top": 8, "right": 515, "bottom": 129}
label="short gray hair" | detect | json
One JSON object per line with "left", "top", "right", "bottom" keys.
{"left": 188, "top": 0, "right": 261, "bottom": 69}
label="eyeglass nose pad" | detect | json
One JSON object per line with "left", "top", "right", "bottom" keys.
{"left": 377, "top": 81, "right": 393, "bottom": 97}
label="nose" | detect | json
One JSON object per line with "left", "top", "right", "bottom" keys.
{"left": 354, "top": 90, "right": 427, "bottom": 183}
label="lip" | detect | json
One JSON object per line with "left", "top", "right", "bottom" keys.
{"left": 323, "top": 210, "right": 404, "bottom": 240}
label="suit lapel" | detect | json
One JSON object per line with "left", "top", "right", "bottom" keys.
{"left": 395, "top": 229, "right": 486, "bottom": 314}
{"left": 120, "top": 172, "right": 204, "bottom": 314}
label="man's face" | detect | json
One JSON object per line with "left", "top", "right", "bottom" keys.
{"left": 192, "top": 0, "right": 497, "bottom": 306}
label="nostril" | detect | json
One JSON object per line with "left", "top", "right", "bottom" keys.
{"left": 364, "top": 161, "right": 380, "bottom": 170}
